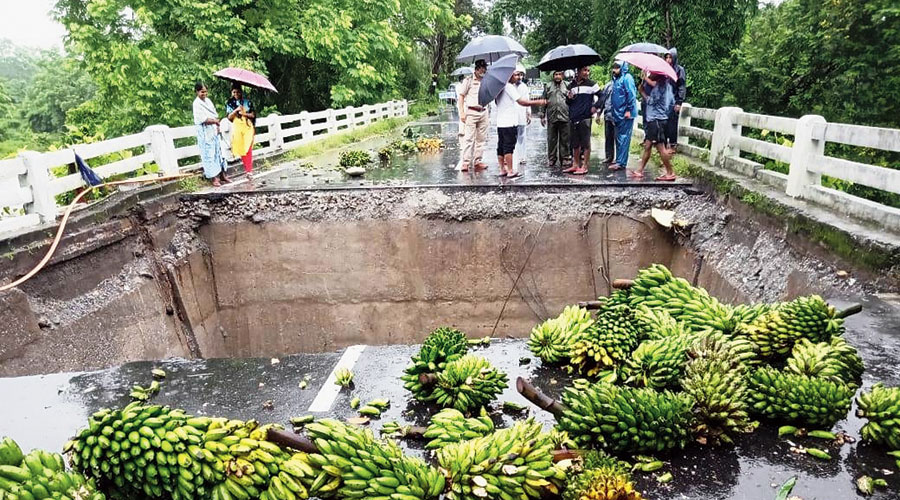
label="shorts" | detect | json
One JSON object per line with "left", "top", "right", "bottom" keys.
{"left": 497, "top": 126, "right": 517, "bottom": 156}
{"left": 570, "top": 119, "right": 592, "bottom": 150}
{"left": 644, "top": 119, "right": 668, "bottom": 145}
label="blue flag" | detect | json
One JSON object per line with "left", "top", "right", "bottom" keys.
{"left": 75, "top": 153, "right": 103, "bottom": 187}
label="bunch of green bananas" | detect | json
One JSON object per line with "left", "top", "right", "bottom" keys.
{"left": 734, "top": 295, "right": 844, "bottom": 359}
{"left": 527, "top": 306, "right": 593, "bottom": 363}
{"left": 633, "top": 306, "right": 688, "bottom": 341}
{"left": 556, "top": 381, "right": 694, "bottom": 453}
{"left": 730, "top": 303, "right": 772, "bottom": 326}
{"left": 437, "top": 419, "right": 566, "bottom": 500}
{"left": 301, "top": 419, "right": 445, "bottom": 500}
{"left": 747, "top": 367, "right": 854, "bottom": 427}
{"left": 786, "top": 337, "right": 864, "bottom": 388}
{"left": 620, "top": 334, "right": 698, "bottom": 389}
{"left": 569, "top": 300, "right": 640, "bottom": 377}
{"left": 856, "top": 384, "right": 900, "bottom": 449}
{"left": 0, "top": 436, "right": 105, "bottom": 500}
{"left": 427, "top": 355, "right": 508, "bottom": 413}
{"left": 563, "top": 451, "right": 643, "bottom": 500}
{"left": 680, "top": 333, "right": 755, "bottom": 444}
{"left": 423, "top": 408, "right": 495, "bottom": 450}
{"left": 66, "top": 402, "right": 304, "bottom": 500}
{"left": 626, "top": 264, "right": 736, "bottom": 336}
{"left": 401, "top": 327, "right": 469, "bottom": 400}
{"left": 334, "top": 368, "right": 354, "bottom": 387}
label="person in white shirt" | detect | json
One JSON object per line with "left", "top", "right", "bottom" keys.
{"left": 513, "top": 64, "right": 531, "bottom": 167}
{"left": 494, "top": 72, "right": 546, "bottom": 178}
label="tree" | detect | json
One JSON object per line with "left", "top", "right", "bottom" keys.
{"left": 21, "top": 52, "right": 96, "bottom": 134}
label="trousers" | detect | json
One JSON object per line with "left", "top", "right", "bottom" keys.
{"left": 547, "top": 120, "right": 571, "bottom": 164}
{"left": 614, "top": 118, "right": 634, "bottom": 167}
{"left": 604, "top": 119, "right": 615, "bottom": 162}
{"left": 461, "top": 109, "right": 489, "bottom": 167}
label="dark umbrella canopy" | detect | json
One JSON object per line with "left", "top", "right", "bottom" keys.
{"left": 618, "top": 42, "right": 669, "bottom": 55}
{"left": 536, "top": 44, "right": 601, "bottom": 71}
{"left": 456, "top": 35, "right": 528, "bottom": 64}
{"left": 477, "top": 54, "right": 519, "bottom": 107}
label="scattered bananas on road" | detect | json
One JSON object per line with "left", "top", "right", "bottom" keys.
{"left": 0, "top": 436, "right": 105, "bottom": 500}
{"left": 437, "top": 419, "right": 566, "bottom": 500}
{"left": 402, "top": 327, "right": 469, "bottom": 401}
{"left": 427, "top": 355, "right": 508, "bottom": 413}
{"left": 857, "top": 383, "right": 900, "bottom": 449}
{"left": 556, "top": 381, "right": 694, "bottom": 453}
{"left": 528, "top": 305, "right": 593, "bottom": 363}
{"left": 748, "top": 367, "right": 854, "bottom": 427}
{"left": 423, "top": 408, "right": 495, "bottom": 450}
{"left": 334, "top": 368, "right": 354, "bottom": 387}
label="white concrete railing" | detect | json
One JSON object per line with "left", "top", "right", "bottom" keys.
{"left": 0, "top": 100, "right": 408, "bottom": 236}
{"left": 644, "top": 103, "right": 900, "bottom": 233}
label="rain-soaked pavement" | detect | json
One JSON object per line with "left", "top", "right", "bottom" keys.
{"left": 1, "top": 293, "right": 899, "bottom": 499}
{"left": 212, "top": 107, "right": 691, "bottom": 192}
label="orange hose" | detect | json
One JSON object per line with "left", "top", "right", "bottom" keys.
{"left": 0, "top": 173, "right": 194, "bottom": 292}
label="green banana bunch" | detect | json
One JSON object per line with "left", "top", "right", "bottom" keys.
{"left": 0, "top": 437, "right": 105, "bottom": 500}
{"left": 620, "top": 334, "right": 698, "bottom": 389}
{"left": 747, "top": 367, "right": 854, "bottom": 427}
{"left": 401, "top": 327, "right": 469, "bottom": 400}
{"left": 857, "top": 384, "right": 900, "bottom": 449}
{"left": 556, "top": 381, "right": 694, "bottom": 453}
{"left": 633, "top": 306, "right": 687, "bottom": 341}
{"left": 528, "top": 306, "right": 593, "bottom": 363}
{"left": 786, "top": 337, "right": 864, "bottom": 388}
{"left": 302, "top": 419, "right": 445, "bottom": 500}
{"left": 334, "top": 368, "right": 354, "bottom": 387}
{"left": 66, "top": 402, "right": 296, "bottom": 500}
{"left": 734, "top": 295, "right": 844, "bottom": 359}
{"left": 423, "top": 408, "right": 495, "bottom": 450}
{"left": 626, "top": 264, "right": 737, "bottom": 336}
{"left": 680, "top": 333, "right": 755, "bottom": 444}
{"left": 564, "top": 451, "right": 643, "bottom": 500}
{"left": 437, "top": 419, "right": 566, "bottom": 500}
{"left": 569, "top": 300, "right": 640, "bottom": 377}
{"left": 731, "top": 303, "right": 772, "bottom": 326}
{"left": 427, "top": 355, "right": 508, "bottom": 413}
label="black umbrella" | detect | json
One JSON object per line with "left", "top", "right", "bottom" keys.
{"left": 536, "top": 44, "right": 601, "bottom": 71}
{"left": 456, "top": 35, "right": 528, "bottom": 64}
{"left": 477, "top": 54, "right": 519, "bottom": 107}
{"left": 618, "top": 42, "right": 669, "bottom": 55}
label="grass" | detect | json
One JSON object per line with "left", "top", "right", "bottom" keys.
{"left": 285, "top": 117, "right": 410, "bottom": 161}
{"left": 177, "top": 175, "right": 203, "bottom": 193}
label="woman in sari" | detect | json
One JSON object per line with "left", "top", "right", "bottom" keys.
{"left": 192, "top": 82, "right": 230, "bottom": 186}
{"left": 225, "top": 83, "right": 256, "bottom": 180}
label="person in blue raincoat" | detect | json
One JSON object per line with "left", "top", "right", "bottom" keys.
{"left": 609, "top": 61, "right": 637, "bottom": 170}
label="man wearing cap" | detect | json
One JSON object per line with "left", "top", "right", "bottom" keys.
{"left": 513, "top": 63, "right": 531, "bottom": 167}
{"left": 541, "top": 70, "right": 571, "bottom": 168}
{"left": 565, "top": 66, "right": 602, "bottom": 175}
{"left": 458, "top": 59, "right": 490, "bottom": 171}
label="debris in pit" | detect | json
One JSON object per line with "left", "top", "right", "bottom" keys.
{"left": 151, "top": 368, "right": 167, "bottom": 379}
{"left": 650, "top": 207, "right": 688, "bottom": 228}
{"left": 262, "top": 399, "right": 274, "bottom": 410}
{"left": 270, "top": 357, "right": 280, "bottom": 365}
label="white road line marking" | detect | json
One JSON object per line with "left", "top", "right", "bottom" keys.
{"left": 308, "top": 345, "right": 367, "bottom": 412}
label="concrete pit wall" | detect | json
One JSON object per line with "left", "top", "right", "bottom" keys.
{"left": 1, "top": 186, "right": 864, "bottom": 377}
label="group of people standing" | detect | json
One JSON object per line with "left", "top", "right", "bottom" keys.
{"left": 456, "top": 47, "right": 686, "bottom": 181}
{"left": 192, "top": 82, "right": 258, "bottom": 186}
{"left": 542, "top": 48, "right": 686, "bottom": 180}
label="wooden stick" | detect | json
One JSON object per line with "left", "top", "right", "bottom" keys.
{"left": 419, "top": 373, "right": 437, "bottom": 386}
{"left": 266, "top": 428, "right": 318, "bottom": 453}
{"left": 612, "top": 279, "right": 633, "bottom": 289}
{"left": 836, "top": 303, "right": 863, "bottom": 319}
{"left": 551, "top": 449, "right": 582, "bottom": 462}
{"left": 516, "top": 377, "right": 567, "bottom": 418}
{"left": 577, "top": 300, "right": 604, "bottom": 310}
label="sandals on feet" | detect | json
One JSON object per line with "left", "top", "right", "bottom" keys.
{"left": 655, "top": 174, "right": 677, "bottom": 181}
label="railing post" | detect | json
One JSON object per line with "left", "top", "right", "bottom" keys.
{"left": 299, "top": 111, "right": 311, "bottom": 141}
{"left": 400, "top": 100, "right": 408, "bottom": 117}
{"left": 345, "top": 106, "right": 355, "bottom": 129}
{"left": 19, "top": 151, "right": 57, "bottom": 223}
{"left": 709, "top": 106, "right": 742, "bottom": 167}
{"left": 327, "top": 109, "right": 337, "bottom": 134}
{"left": 146, "top": 125, "right": 179, "bottom": 176}
{"left": 267, "top": 114, "right": 284, "bottom": 150}
{"left": 677, "top": 103, "right": 692, "bottom": 146}
{"left": 786, "top": 114, "right": 826, "bottom": 198}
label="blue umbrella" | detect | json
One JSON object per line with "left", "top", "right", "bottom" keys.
{"left": 477, "top": 54, "right": 519, "bottom": 107}
{"left": 618, "top": 42, "right": 669, "bottom": 55}
{"left": 456, "top": 35, "right": 528, "bottom": 64}
{"left": 536, "top": 44, "right": 602, "bottom": 71}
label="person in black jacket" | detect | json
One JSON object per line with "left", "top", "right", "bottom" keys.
{"left": 565, "top": 66, "right": 602, "bottom": 175}
{"left": 665, "top": 48, "right": 687, "bottom": 152}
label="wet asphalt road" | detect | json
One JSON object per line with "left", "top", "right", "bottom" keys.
{"left": 1, "top": 293, "right": 898, "bottom": 499}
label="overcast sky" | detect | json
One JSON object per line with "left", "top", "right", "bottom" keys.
{"left": 1, "top": 0, "right": 66, "bottom": 50}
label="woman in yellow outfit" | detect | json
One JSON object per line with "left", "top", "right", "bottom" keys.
{"left": 226, "top": 83, "right": 256, "bottom": 179}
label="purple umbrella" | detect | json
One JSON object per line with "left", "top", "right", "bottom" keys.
{"left": 214, "top": 67, "right": 278, "bottom": 93}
